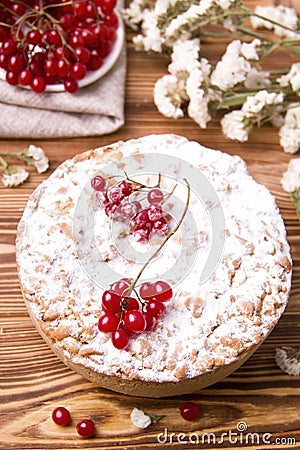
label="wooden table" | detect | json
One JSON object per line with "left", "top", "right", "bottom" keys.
{"left": 1, "top": 1, "right": 299, "bottom": 448}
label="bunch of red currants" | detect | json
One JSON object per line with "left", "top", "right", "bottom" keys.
{"left": 91, "top": 174, "right": 170, "bottom": 243}
{"left": 0, "top": 0, "right": 119, "bottom": 93}
{"left": 98, "top": 277, "right": 173, "bottom": 350}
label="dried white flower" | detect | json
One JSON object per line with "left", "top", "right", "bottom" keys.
{"left": 281, "top": 158, "right": 300, "bottom": 193}
{"left": 168, "top": 38, "right": 201, "bottom": 75}
{"left": 122, "top": 0, "right": 152, "bottom": 29}
{"left": 244, "top": 68, "right": 271, "bottom": 89}
{"left": 2, "top": 168, "right": 29, "bottom": 187}
{"left": 251, "top": 5, "right": 299, "bottom": 39}
{"left": 130, "top": 408, "right": 152, "bottom": 429}
{"left": 25, "top": 144, "right": 49, "bottom": 173}
{"left": 210, "top": 40, "right": 251, "bottom": 90}
{"left": 241, "top": 90, "right": 283, "bottom": 118}
{"left": 240, "top": 39, "right": 261, "bottom": 61}
{"left": 154, "top": 74, "right": 185, "bottom": 119}
{"left": 275, "top": 347, "right": 300, "bottom": 376}
{"left": 279, "top": 105, "right": 300, "bottom": 154}
{"left": 277, "top": 63, "right": 300, "bottom": 93}
{"left": 133, "top": 11, "right": 164, "bottom": 52}
{"left": 221, "top": 110, "right": 248, "bottom": 142}
{"left": 188, "top": 88, "right": 211, "bottom": 128}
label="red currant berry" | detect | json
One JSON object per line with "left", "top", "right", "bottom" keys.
{"left": 98, "top": 312, "right": 119, "bottom": 333}
{"left": 60, "top": 13, "right": 78, "bottom": 31}
{"left": 11, "top": 2, "right": 26, "bottom": 15}
{"left": 139, "top": 282, "right": 155, "bottom": 301}
{"left": 107, "top": 185, "right": 124, "bottom": 203}
{"left": 133, "top": 227, "right": 150, "bottom": 242}
{"left": 102, "top": 290, "right": 121, "bottom": 314}
{"left": 75, "top": 46, "right": 90, "bottom": 64}
{"left": 2, "top": 39, "right": 17, "bottom": 56}
{"left": 130, "top": 209, "right": 150, "bottom": 229}
{"left": 179, "top": 402, "right": 200, "bottom": 421}
{"left": 6, "top": 70, "right": 18, "bottom": 86}
{"left": 104, "top": 12, "right": 119, "bottom": 28}
{"left": 148, "top": 188, "right": 164, "bottom": 205}
{"left": 112, "top": 328, "right": 129, "bottom": 350}
{"left": 122, "top": 296, "right": 139, "bottom": 311}
{"left": 18, "top": 69, "right": 33, "bottom": 86}
{"left": 52, "top": 407, "right": 71, "bottom": 426}
{"left": 148, "top": 205, "right": 163, "bottom": 222}
{"left": 64, "top": 78, "right": 79, "bottom": 93}
{"left": 8, "top": 54, "right": 25, "bottom": 73}
{"left": 27, "top": 29, "right": 42, "bottom": 45}
{"left": 118, "top": 180, "right": 133, "bottom": 197}
{"left": 152, "top": 217, "right": 169, "bottom": 234}
{"left": 44, "top": 58, "right": 57, "bottom": 76}
{"left": 153, "top": 280, "right": 173, "bottom": 302}
{"left": 98, "top": 39, "right": 110, "bottom": 57}
{"left": 56, "top": 58, "right": 70, "bottom": 78}
{"left": 120, "top": 201, "right": 141, "bottom": 219}
{"left": 96, "top": 190, "right": 109, "bottom": 207}
{"left": 31, "top": 76, "right": 46, "bottom": 93}
{"left": 86, "top": 50, "right": 103, "bottom": 70}
{"left": 112, "top": 278, "right": 131, "bottom": 296}
{"left": 145, "top": 299, "right": 166, "bottom": 319}
{"left": 144, "top": 311, "right": 157, "bottom": 331}
{"left": 123, "top": 310, "right": 146, "bottom": 334}
{"left": 91, "top": 175, "right": 106, "bottom": 191}
{"left": 76, "top": 419, "right": 95, "bottom": 438}
{"left": 70, "top": 62, "right": 87, "bottom": 80}
{"left": 81, "top": 29, "right": 98, "bottom": 48}
{"left": 105, "top": 202, "right": 121, "bottom": 218}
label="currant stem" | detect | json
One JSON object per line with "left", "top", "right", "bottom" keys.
{"left": 127, "top": 178, "right": 191, "bottom": 296}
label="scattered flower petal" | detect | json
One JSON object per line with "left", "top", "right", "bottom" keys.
{"left": 275, "top": 347, "right": 300, "bottom": 376}
{"left": 2, "top": 168, "right": 29, "bottom": 188}
{"left": 130, "top": 408, "right": 152, "bottom": 429}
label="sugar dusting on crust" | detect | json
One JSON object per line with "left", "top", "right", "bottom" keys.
{"left": 16, "top": 135, "right": 292, "bottom": 383}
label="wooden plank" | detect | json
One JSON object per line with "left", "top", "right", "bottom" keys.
{"left": 0, "top": 0, "right": 300, "bottom": 448}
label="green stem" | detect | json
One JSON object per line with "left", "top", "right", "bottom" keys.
{"left": 0, "top": 156, "right": 8, "bottom": 171}
{"left": 236, "top": 25, "right": 271, "bottom": 42}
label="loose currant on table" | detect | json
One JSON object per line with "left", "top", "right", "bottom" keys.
{"left": 0, "top": 0, "right": 119, "bottom": 93}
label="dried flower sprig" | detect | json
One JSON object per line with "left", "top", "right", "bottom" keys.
{"left": 123, "top": 0, "right": 300, "bottom": 153}
{"left": 281, "top": 157, "right": 300, "bottom": 220}
{"left": 130, "top": 408, "right": 165, "bottom": 428}
{"left": 0, "top": 144, "right": 49, "bottom": 187}
{"left": 275, "top": 346, "right": 300, "bottom": 376}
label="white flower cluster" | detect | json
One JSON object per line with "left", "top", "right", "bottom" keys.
{"left": 279, "top": 105, "right": 300, "bottom": 154}
{"left": 211, "top": 39, "right": 262, "bottom": 91}
{"left": 25, "top": 144, "right": 49, "bottom": 173}
{"left": 154, "top": 38, "right": 213, "bottom": 128}
{"left": 2, "top": 168, "right": 29, "bottom": 188}
{"left": 124, "top": 0, "right": 300, "bottom": 154}
{"left": 251, "top": 5, "right": 299, "bottom": 39}
{"left": 275, "top": 347, "right": 300, "bottom": 376}
{"left": 277, "top": 63, "right": 300, "bottom": 93}
{"left": 221, "top": 90, "right": 283, "bottom": 142}
{"left": 281, "top": 158, "right": 300, "bottom": 193}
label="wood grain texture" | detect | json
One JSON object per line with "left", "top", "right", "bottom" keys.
{"left": 1, "top": 0, "right": 300, "bottom": 448}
